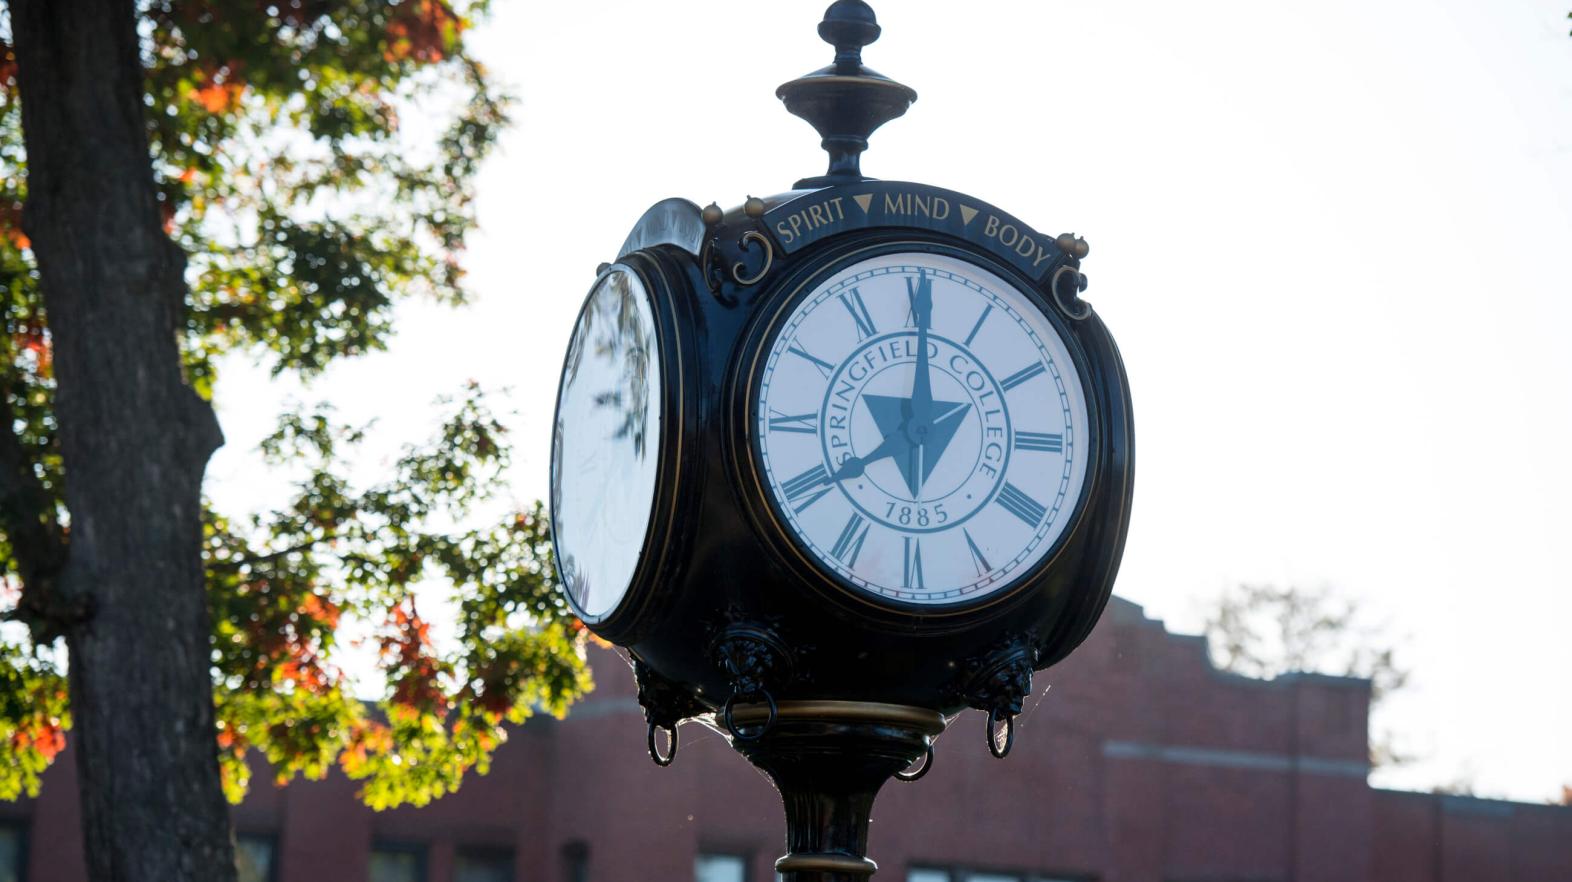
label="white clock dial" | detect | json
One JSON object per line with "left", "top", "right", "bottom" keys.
{"left": 755, "top": 252, "right": 1090, "bottom": 605}
{"left": 551, "top": 267, "right": 662, "bottom": 622}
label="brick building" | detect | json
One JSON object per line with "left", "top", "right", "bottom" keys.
{"left": 5, "top": 597, "right": 1569, "bottom": 882}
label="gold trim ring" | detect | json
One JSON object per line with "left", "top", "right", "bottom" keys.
{"left": 726, "top": 700, "right": 947, "bottom": 735}
{"left": 775, "top": 854, "right": 879, "bottom": 875}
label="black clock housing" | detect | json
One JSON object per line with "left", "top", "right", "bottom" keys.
{"left": 553, "top": 183, "right": 1133, "bottom": 721}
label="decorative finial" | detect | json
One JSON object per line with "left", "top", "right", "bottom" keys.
{"left": 819, "top": 0, "right": 881, "bottom": 69}
{"left": 777, "top": 1, "right": 917, "bottom": 189}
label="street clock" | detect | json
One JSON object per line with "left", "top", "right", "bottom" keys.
{"left": 549, "top": 3, "right": 1133, "bottom": 878}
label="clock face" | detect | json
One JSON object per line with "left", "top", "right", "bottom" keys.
{"left": 755, "top": 252, "right": 1090, "bottom": 606}
{"left": 551, "top": 267, "right": 662, "bottom": 622}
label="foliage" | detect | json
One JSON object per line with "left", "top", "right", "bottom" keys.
{"left": 0, "top": 632, "right": 67, "bottom": 801}
{"left": 0, "top": 1, "right": 592, "bottom": 806}
{"left": 205, "top": 388, "right": 590, "bottom": 808}
{"left": 1203, "top": 583, "right": 1411, "bottom": 766}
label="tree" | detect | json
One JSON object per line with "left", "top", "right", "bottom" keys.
{"left": 0, "top": 2, "right": 590, "bottom": 879}
{"left": 1203, "top": 583, "right": 1410, "bottom": 765}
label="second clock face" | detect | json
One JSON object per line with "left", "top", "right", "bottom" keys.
{"left": 755, "top": 252, "right": 1090, "bottom": 606}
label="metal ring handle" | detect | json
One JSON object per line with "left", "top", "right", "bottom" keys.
{"left": 986, "top": 708, "right": 1015, "bottom": 759}
{"left": 647, "top": 722, "right": 678, "bottom": 767}
{"left": 895, "top": 744, "right": 934, "bottom": 782}
{"left": 722, "top": 689, "right": 778, "bottom": 742}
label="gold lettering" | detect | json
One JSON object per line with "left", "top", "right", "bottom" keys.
{"left": 775, "top": 221, "right": 795, "bottom": 245}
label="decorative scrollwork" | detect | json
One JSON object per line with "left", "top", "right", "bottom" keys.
{"left": 1050, "top": 264, "right": 1092, "bottom": 321}
{"left": 698, "top": 236, "right": 734, "bottom": 301}
{"left": 731, "top": 230, "right": 775, "bottom": 287}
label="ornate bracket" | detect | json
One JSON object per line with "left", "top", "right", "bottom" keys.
{"left": 1049, "top": 233, "right": 1092, "bottom": 321}
{"left": 699, "top": 198, "right": 776, "bottom": 300}
{"left": 633, "top": 657, "right": 708, "bottom": 767}
{"left": 711, "top": 620, "right": 795, "bottom": 742}
{"left": 958, "top": 636, "right": 1038, "bottom": 758}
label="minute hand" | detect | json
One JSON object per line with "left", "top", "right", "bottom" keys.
{"left": 909, "top": 272, "right": 935, "bottom": 428}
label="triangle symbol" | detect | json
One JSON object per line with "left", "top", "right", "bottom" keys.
{"left": 853, "top": 193, "right": 873, "bottom": 213}
{"left": 959, "top": 204, "right": 979, "bottom": 226}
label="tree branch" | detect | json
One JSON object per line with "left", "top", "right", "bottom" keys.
{"left": 0, "top": 383, "right": 84, "bottom": 642}
{"left": 207, "top": 535, "right": 332, "bottom": 573}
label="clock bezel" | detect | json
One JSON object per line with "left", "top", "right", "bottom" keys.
{"left": 549, "top": 253, "right": 696, "bottom": 642}
{"left": 732, "top": 235, "right": 1106, "bottom": 625}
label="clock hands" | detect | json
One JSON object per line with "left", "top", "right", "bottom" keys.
{"left": 908, "top": 271, "right": 934, "bottom": 430}
{"left": 826, "top": 273, "right": 968, "bottom": 498}
{"left": 831, "top": 428, "right": 912, "bottom": 481}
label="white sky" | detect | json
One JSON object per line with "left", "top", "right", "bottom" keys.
{"left": 207, "top": 0, "right": 1572, "bottom": 802}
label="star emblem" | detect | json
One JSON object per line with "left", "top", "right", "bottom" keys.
{"left": 861, "top": 394, "right": 971, "bottom": 498}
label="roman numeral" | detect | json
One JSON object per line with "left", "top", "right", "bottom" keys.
{"left": 1000, "top": 361, "right": 1047, "bottom": 392}
{"left": 829, "top": 513, "right": 870, "bottom": 567}
{"left": 963, "top": 529, "right": 992, "bottom": 576}
{"left": 902, "top": 537, "right": 925, "bottom": 590}
{"left": 787, "top": 341, "right": 836, "bottom": 379}
{"left": 964, "top": 304, "right": 993, "bottom": 346}
{"left": 995, "top": 481, "right": 1048, "bottom": 527}
{"left": 781, "top": 464, "right": 832, "bottom": 512}
{"left": 837, "top": 288, "right": 877, "bottom": 340}
{"left": 768, "top": 410, "right": 818, "bottom": 435}
{"left": 1015, "top": 431, "right": 1063, "bottom": 453}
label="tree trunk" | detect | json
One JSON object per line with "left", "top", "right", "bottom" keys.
{"left": 8, "top": 1, "right": 236, "bottom": 880}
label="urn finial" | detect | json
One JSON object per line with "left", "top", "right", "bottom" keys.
{"left": 777, "top": 1, "right": 917, "bottom": 189}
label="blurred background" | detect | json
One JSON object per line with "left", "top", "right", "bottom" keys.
{"left": 3, "top": 1, "right": 1569, "bottom": 881}
{"left": 207, "top": 0, "right": 1572, "bottom": 803}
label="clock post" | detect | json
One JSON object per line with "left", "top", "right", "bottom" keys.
{"left": 547, "top": 3, "right": 1134, "bottom": 880}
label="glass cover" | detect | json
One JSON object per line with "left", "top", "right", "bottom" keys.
{"left": 755, "top": 252, "right": 1090, "bottom": 606}
{"left": 551, "top": 268, "right": 662, "bottom": 622}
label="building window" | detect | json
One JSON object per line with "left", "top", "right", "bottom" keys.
{"left": 235, "top": 834, "right": 276, "bottom": 882}
{"left": 456, "top": 847, "right": 513, "bottom": 882}
{"left": 0, "top": 823, "right": 23, "bottom": 882}
{"left": 696, "top": 852, "right": 748, "bottom": 882}
{"left": 561, "top": 840, "right": 589, "bottom": 882}
{"left": 371, "top": 843, "right": 427, "bottom": 882}
{"left": 909, "top": 869, "right": 1086, "bottom": 882}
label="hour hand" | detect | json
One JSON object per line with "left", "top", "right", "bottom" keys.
{"left": 831, "top": 430, "right": 911, "bottom": 481}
